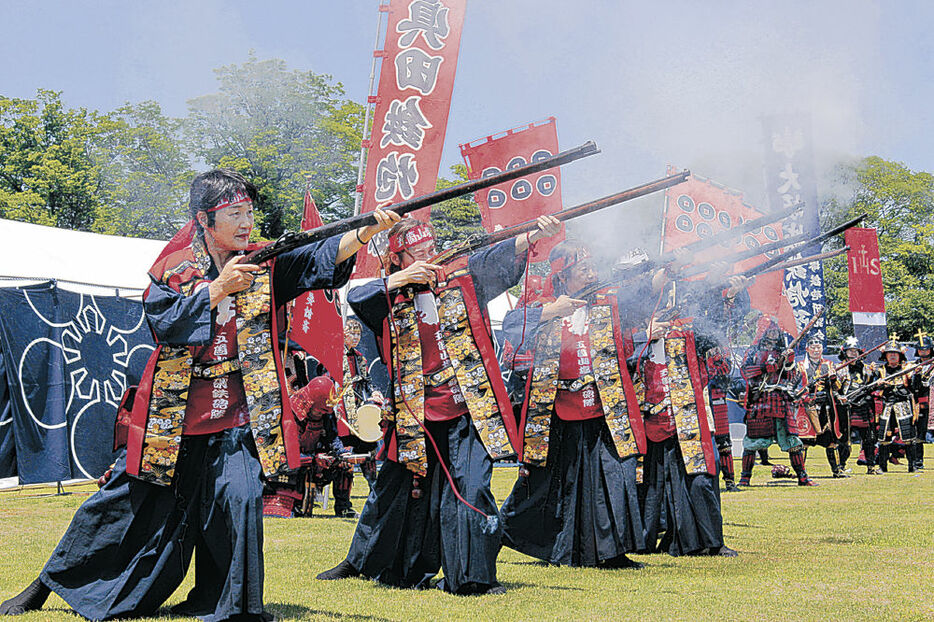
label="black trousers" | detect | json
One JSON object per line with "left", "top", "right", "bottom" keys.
{"left": 345, "top": 415, "right": 501, "bottom": 592}
{"left": 501, "top": 417, "right": 644, "bottom": 566}
{"left": 41, "top": 426, "right": 265, "bottom": 621}
{"left": 642, "top": 437, "right": 724, "bottom": 556}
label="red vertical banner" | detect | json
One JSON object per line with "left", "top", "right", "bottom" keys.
{"left": 661, "top": 169, "right": 797, "bottom": 335}
{"left": 355, "top": 0, "right": 468, "bottom": 277}
{"left": 459, "top": 117, "right": 565, "bottom": 262}
{"left": 289, "top": 190, "right": 344, "bottom": 378}
{"left": 845, "top": 227, "right": 885, "bottom": 313}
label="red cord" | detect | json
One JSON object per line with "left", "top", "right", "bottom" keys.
{"left": 379, "top": 264, "right": 490, "bottom": 519}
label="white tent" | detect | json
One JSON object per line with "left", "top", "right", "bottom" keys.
{"left": 0, "top": 218, "right": 166, "bottom": 295}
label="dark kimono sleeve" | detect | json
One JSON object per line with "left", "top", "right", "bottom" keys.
{"left": 500, "top": 306, "right": 544, "bottom": 372}
{"left": 348, "top": 279, "right": 391, "bottom": 348}
{"left": 468, "top": 239, "right": 527, "bottom": 308}
{"left": 273, "top": 234, "right": 355, "bottom": 305}
{"left": 143, "top": 282, "right": 212, "bottom": 346}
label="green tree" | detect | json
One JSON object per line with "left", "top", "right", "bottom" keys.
{"left": 0, "top": 90, "right": 107, "bottom": 230}
{"left": 430, "top": 164, "right": 485, "bottom": 249}
{"left": 93, "top": 101, "right": 194, "bottom": 239}
{"left": 822, "top": 156, "right": 934, "bottom": 341}
{"left": 185, "top": 56, "right": 364, "bottom": 238}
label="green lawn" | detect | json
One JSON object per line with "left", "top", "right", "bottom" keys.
{"left": 1, "top": 449, "right": 932, "bottom": 621}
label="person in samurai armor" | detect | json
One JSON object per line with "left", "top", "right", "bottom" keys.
{"left": 316, "top": 214, "right": 562, "bottom": 595}
{"left": 876, "top": 340, "right": 920, "bottom": 472}
{"left": 837, "top": 337, "right": 882, "bottom": 474}
{"left": 799, "top": 335, "right": 849, "bottom": 477}
{"left": 706, "top": 346, "right": 742, "bottom": 491}
{"left": 335, "top": 317, "right": 383, "bottom": 492}
{"left": 292, "top": 375, "right": 357, "bottom": 518}
{"left": 0, "top": 169, "right": 398, "bottom": 621}
{"left": 631, "top": 275, "right": 738, "bottom": 557}
{"left": 910, "top": 334, "right": 932, "bottom": 470}
{"left": 497, "top": 242, "right": 647, "bottom": 569}
{"left": 738, "top": 317, "right": 816, "bottom": 487}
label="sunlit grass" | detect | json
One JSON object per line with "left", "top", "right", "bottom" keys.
{"left": 1, "top": 447, "right": 931, "bottom": 621}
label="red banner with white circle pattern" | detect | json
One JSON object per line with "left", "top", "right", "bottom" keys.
{"left": 459, "top": 117, "right": 565, "bottom": 262}
{"left": 661, "top": 169, "right": 797, "bottom": 334}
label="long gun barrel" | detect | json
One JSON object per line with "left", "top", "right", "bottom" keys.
{"left": 735, "top": 213, "right": 867, "bottom": 280}
{"left": 681, "top": 213, "right": 865, "bottom": 280}
{"left": 758, "top": 246, "right": 849, "bottom": 275}
{"left": 845, "top": 358, "right": 932, "bottom": 402}
{"left": 673, "top": 202, "right": 803, "bottom": 259}
{"left": 794, "top": 338, "right": 887, "bottom": 399}
{"left": 243, "top": 140, "right": 600, "bottom": 265}
{"left": 432, "top": 169, "right": 690, "bottom": 265}
{"left": 786, "top": 307, "right": 826, "bottom": 353}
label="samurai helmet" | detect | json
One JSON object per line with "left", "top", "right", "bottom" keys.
{"left": 290, "top": 376, "right": 338, "bottom": 421}
{"left": 879, "top": 339, "right": 907, "bottom": 363}
{"left": 915, "top": 334, "right": 933, "bottom": 353}
{"left": 754, "top": 315, "right": 784, "bottom": 350}
{"left": 838, "top": 336, "right": 863, "bottom": 361}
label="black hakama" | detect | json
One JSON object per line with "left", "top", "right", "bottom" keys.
{"left": 501, "top": 417, "right": 645, "bottom": 566}
{"left": 346, "top": 415, "right": 502, "bottom": 593}
{"left": 641, "top": 437, "right": 724, "bottom": 556}
{"left": 41, "top": 425, "right": 264, "bottom": 621}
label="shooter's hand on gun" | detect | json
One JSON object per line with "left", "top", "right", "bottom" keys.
{"left": 541, "top": 295, "right": 587, "bottom": 321}
{"left": 387, "top": 260, "right": 444, "bottom": 290}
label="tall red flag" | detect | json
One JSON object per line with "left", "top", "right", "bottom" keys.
{"left": 354, "top": 0, "right": 468, "bottom": 277}
{"left": 288, "top": 188, "right": 344, "bottom": 378}
{"left": 661, "top": 169, "right": 797, "bottom": 335}
{"left": 459, "top": 117, "right": 565, "bottom": 262}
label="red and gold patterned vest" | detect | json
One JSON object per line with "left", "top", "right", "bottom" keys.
{"left": 522, "top": 290, "right": 646, "bottom": 467}
{"left": 381, "top": 271, "right": 518, "bottom": 476}
{"left": 126, "top": 236, "right": 299, "bottom": 486}
{"left": 631, "top": 321, "right": 717, "bottom": 476}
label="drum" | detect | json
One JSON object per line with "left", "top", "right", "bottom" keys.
{"left": 351, "top": 401, "right": 383, "bottom": 443}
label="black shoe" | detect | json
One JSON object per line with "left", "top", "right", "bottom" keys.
{"left": 316, "top": 559, "right": 360, "bottom": 580}
{"left": 221, "top": 613, "right": 280, "bottom": 622}
{"left": 710, "top": 545, "right": 739, "bottom": 557}
{"left": 480, "top": 583, "right": 507, "bottom": 595}
{"left": 0, "top": 578, "right": 50, "bottom": 615}
{"left": 724, "top": 480, "right": 742, "bottom": 492}
{"left": 602, "top": 554, "right": 645, "bottom": 569}
{"left": 335, "top": 508, "right": 359, "bottom": 519}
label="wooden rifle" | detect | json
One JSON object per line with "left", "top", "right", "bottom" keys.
{"left": 794, "top": 339, "right": 886, "bottom": 400}
{"left": 845, "top": 358, "right": 932, "bottom": 402}
{"left": 243, "top": 140, "right": 600, "bottom": 265}
{"left": 429, "top": 169, "right": 690, "bottom": 266}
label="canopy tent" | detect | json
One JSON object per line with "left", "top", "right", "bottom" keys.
{"left": 0, "top": 218, "right": 165, "bottom": 295}
{"left": 0, "top": 219, "right": 521, "bottom": 486}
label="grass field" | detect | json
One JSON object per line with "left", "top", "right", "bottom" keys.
{"left": 0, "top": 449, "right": 932, "bottom": 621}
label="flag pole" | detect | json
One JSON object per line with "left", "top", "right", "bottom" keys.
{"left": 353, "top": 0, "right": 389, "bottom": 218}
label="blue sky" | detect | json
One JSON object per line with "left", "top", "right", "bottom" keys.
{"left": 3, "top": 1, "right": 932, "bottom": 242}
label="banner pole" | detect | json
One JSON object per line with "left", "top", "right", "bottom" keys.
{"left": 353, "top": 0, "right": 389, "bottom": 218}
